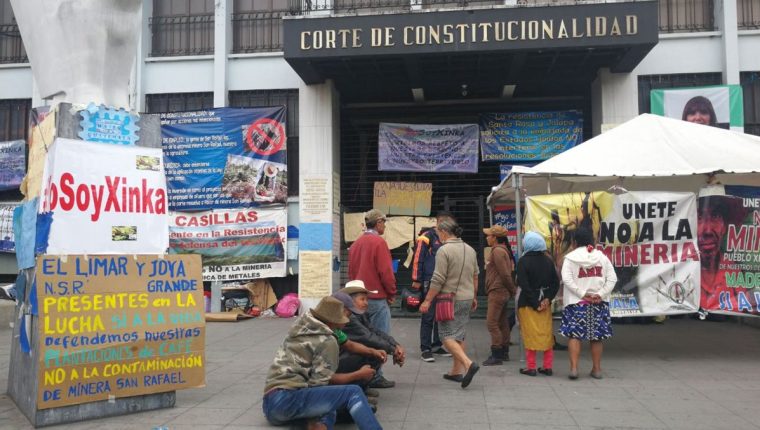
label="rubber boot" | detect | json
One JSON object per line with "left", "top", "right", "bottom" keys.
{"left": 482, "top": 347, "right": 503, "bottom": 366}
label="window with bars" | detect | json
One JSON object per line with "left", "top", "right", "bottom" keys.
{"left": 658, "top": 0, "right": 715, "bottom": 33}
{"left": 150, "top": 0, "right": 215, "bottom": 57}
{"left": 0, "top": 0, "right": 27, "bottom": 63}
{"left": 232, "top": 0, "right": 288, "bottom": 53}
{"left": 145, "top": 92, "right": 214, "bottom": 114}
{"left": 739, "top": 0, "right": 760, "bottom": 29}
{"left": 741, "top": 72, "right": 760, "bottom": 137}
{"left": 230, "top": 89, "right": 299, "bottom": 196}
{"left": 637, "top": 73, "right": 723, "bottom": 115}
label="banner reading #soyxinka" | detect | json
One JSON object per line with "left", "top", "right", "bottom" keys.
{"left": 378, "top": 123, "right": 479, "bottom": 173}
{"left": 39, "top": 138, "right": 169, "bottom": 255}
{"left": 524, "top": 191, "right": 700, "bottom": 317}
{"left": 169, "top": 207, "right": 287, "bottom": 281}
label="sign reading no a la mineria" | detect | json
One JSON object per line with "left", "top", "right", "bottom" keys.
{"left": 283, "top": 1, "right": 658, "bottom": 59}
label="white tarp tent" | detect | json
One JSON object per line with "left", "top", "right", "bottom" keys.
{"left": 488, "top": 113, "right": 760, "bottom": 207}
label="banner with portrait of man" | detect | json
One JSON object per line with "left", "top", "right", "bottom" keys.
{"left": 650, "top": 85, "right": 744, "bottom": 132}
{"left": 698, "top": 186, "right": 760, "bottom": 316}
{"left": 524, "top": 191, "right": 700, "bottom": 317}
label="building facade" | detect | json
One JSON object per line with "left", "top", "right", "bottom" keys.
{"left": 1, "top": 0, "right": 760, "bottom": 301}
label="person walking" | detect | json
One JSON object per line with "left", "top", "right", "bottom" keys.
{"left": 419, "top": 219, "right": 480, "bottom": 389}
{"left": 481, "top": 225, "right": 517, "bottom": 366}
{"left": 559, "top": 227, "right": 617, "bottom": 380}
{"left": 411, "top": 210, "right": 456, "bottom": 363}
{"left": 348, "top": 209, "right": 397, "bottom": 335}
{"left": 515, "top": 231, "right": 560, "bottom": 376}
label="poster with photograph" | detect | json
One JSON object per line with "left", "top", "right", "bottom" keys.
{"left": 161, "top": 107, "right": 287, "bottom": 211}
{"left": 698, "top": 186, "right": 760, "bottom": 315}
{"left": 524, "top": 191, "right": 700, "bottom": 317}
{"left": 650, "top": 85, "right": 744, "bottom": 132}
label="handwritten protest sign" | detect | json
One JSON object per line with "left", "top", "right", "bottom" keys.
{"left": 373, "top": 182, "right": 432, "bottom": 216}
{"left": 36, "top": 255, "right": 205, "bottom": 409}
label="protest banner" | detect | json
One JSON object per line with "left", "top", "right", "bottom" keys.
{"left": 36, "top": 254, "right": 204, "bottom": 409}
{"left": 38, "top": 138, "right": 169, "bottom": 255}
{"left": 0, "top": 204, "right": 15, "bottom": 253}
{"left": 480, "top": 110, "right": 583, "bottom": 162}
{"left": 698, "top": 186, "right": 760, "bottom": 315}
{"left": 492, "top": 204, "right": 518, "bottom": 255}
{"left": 378, "top": 123, "right": 479, "bottom": 173}
{"left": 650, "top": 85, "right": 744, "bottom": 132}
{"left": 0, "top": 140, "right": 25, "bottom": 191}
{"left": 161, "top": 107, "right": 287, "bottom": 211}
{"left": 524, "top": 191, "right": 700, "bottom": 317}
{"left": 373, "top": 181, "right": 432, "bottom": 216}
{"left": 169, "top": 207, "right": 287, "bottom": 281}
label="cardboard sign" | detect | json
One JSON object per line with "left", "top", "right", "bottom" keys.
{"left": 36, "top": 254, "right": 205, "bottom": 409}
{"left": 39, "top": 138, "right": 169, "bottom": 254}
{"left": 373, "top": 182, "right": 432, "bottom": 216}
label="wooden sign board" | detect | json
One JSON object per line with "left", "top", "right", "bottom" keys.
{"left": 373, "top": 182, "right": 432, "bottom": 216}
{"left": 36, "top": 254, "right": 205, "bottom": 409}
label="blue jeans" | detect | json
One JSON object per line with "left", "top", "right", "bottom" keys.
{"left": 419, "top": 282, "right": 442, "bottom": 352}
{"left": 263, "top": 385, "right": 381, "bottom": 430}
{"left": 367, "top": 299, "right": 391, "bottom": 334}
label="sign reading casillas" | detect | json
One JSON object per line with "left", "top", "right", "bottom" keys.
{"left": 284, "top": 2, "right": 658, "bottom": 59}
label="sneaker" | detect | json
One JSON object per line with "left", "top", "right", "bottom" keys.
{"left": 369, "top": 376, "right": 395, "bottom": 389}
{"left": 364, "top": 388, "right": 380, "bottom": 398}
{"left": 421, "top": 351, "right": 435, "bottom": 362}
{"left": 432, "top": 347, "right": 452, "bottom": 357}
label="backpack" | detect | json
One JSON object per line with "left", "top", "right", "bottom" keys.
{"left": 275, "top": 293, "right": 300, "bottom": 318}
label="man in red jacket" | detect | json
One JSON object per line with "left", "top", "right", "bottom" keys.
{"left": 348, "top": 209, "right": 397, "bottom": 337}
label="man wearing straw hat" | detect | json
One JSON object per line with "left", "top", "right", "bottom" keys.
{"left": 263, "top": 297, "right": 382, "bottom": 430}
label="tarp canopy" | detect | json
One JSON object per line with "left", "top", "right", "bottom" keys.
{"left": 488, "top": 114, "right": 760, "bottom": 205}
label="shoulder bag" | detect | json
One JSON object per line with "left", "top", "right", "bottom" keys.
{"left": 435, "top": 243, "right": 466, "bottom": 322}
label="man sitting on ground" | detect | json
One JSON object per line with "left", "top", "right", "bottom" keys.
{"left": 336, "top": 280, "right": 406, "bottom": 389}
{"left": 263, "top": 296, "right": 382, "bottom": 430}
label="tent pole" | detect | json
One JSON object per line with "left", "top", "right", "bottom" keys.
{"left": 514, "top": 173, "right": 523, "bottom": 258}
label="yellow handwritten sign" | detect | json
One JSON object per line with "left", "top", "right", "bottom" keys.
{"left": 373, "top": 182, "right": 432, "bottom": 216}
{"left": 36, "top": 254, "right": 205, "bottom": 409}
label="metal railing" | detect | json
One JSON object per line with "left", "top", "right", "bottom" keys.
{"left": 232, "top": 11, "right": 288, "bottom": 53}
{"left": 738, "top": 0, "right": 760, "bottom": 29}
{"left": 288, "top": 0, "right": 506, "bottom": 14}
{"left": 0, "top": 24, "right": 27, "bottom": 64}
{"left": 658, "top": 0, "right": 714, "bottom": 32}
{"left": 149, "top": 14, "right": 214, "bottom": 57}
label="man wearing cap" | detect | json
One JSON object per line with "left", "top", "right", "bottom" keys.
{"left": 263, "top": 296, "right": 382, "bottom": 430}
{"left": 348, "top": 209, "right": 397, "bottom": 336}
{"left": 482, "top": 225, "right": 517, "bottom": 366}
{"left": 411, "top": 210, "right": 456, "bottom": 362}
{"left": 336, "top": 280, "right": 406, "bottom": 389}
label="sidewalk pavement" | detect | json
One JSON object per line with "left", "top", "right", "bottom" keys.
{"left": 2, "top": 315, "right": 760, "bottom": 430}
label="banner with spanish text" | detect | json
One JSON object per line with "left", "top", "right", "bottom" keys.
{"left": 36, "top": 254, "right": 204, "bottom": 409}
{"left": 38, "top": 138, "right": 169, "bottom": 255}
{"left": 524, "top": 191, "right": 700, "bottom": 317}
{"left": 0, "top": 139, "right": 25, "bottom": 191}
{"left": 161, "top": 107, "right": 287, "bottom": 211}
{"left": 480, "top": 111, "right": 583, "bottom": 162}
{"left": 169, "top": 207, "right": 287, "bottom": 281}
{"left": 699, "top": 186, "right": 760, "bottom": 315}
{"left": 378, "top": 123, "right": 479, "bottom": 173}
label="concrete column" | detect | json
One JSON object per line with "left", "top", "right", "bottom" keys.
{"left": 717, "top": 0, "right": 740, "bottom": 84}
{"left": 135, "top": 0, "right": 152, "bottom": 112}
{"left": 297, "top": 80, "right": 341, "bottom": 312}
{"left": 213, "top": 0, "right": 231, "bottom": 107}
{"left": 592, "top": 68, "right": 639, "bottom": 135}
